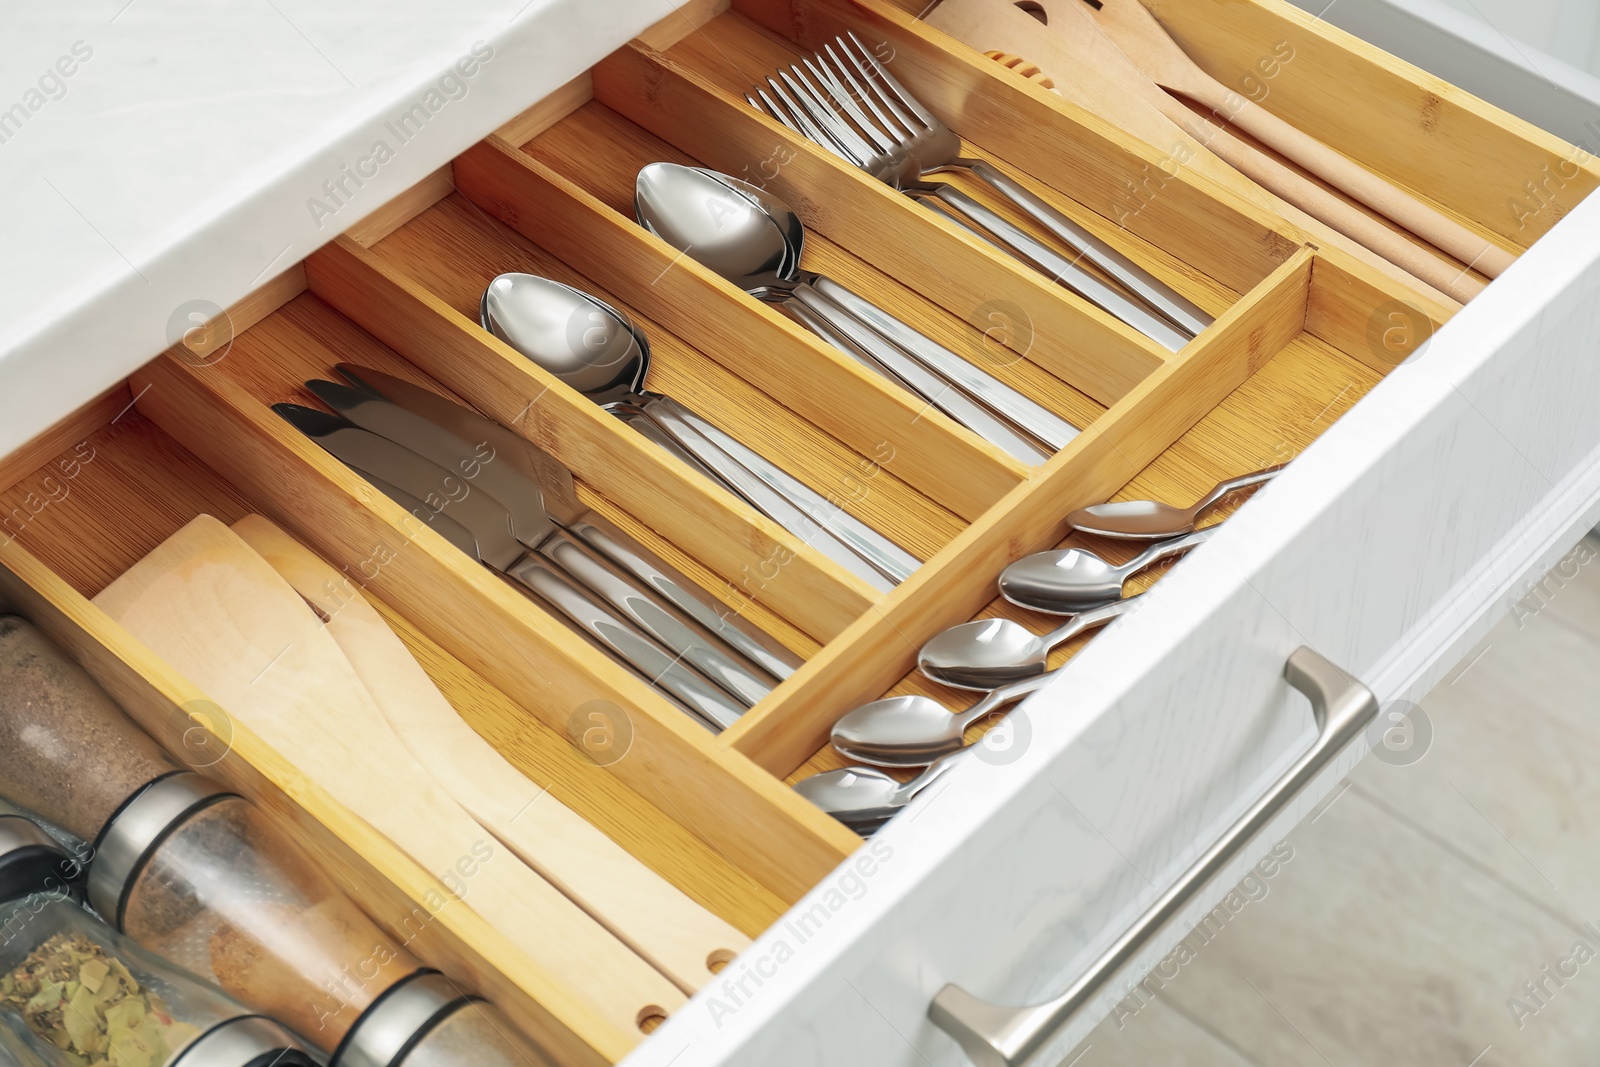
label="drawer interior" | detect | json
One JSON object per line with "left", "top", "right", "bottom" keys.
{"left": 0, "top": 0, "right": 1586, "bottom": 1062}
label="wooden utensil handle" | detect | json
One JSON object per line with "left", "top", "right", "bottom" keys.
{"left": 1150, "top": 94, "right": 1483, "bottom": 303}
{"left": 231, "top": 515, "right": 751, "bottom": 996}
{"left": 1219, "top": 93, "right": 1515, "bottom": 277}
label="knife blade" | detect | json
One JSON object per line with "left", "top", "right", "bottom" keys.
{"left": 276, "top": 404, "right": 754, "bottom": 726}
{"left": 308, "top": 379, "right": 560, "bottom": 551}
{"left": 335, "top": 365, "right": 582, "bottom": 521}
{"left": 310, "top": 377, "right": 789, "bottom": 690}
{"left": 332, "top": 366, "right": 801, "bottom": 680}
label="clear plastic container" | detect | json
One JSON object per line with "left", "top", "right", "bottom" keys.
{"left": 113, "top": 788, "right": 419, "bottom": 1053}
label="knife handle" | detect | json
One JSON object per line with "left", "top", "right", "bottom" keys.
{"left": 507, "top": 557, "right": 746, "bottom": 732}
{"left": 566, "top": 518, "right": 802, "bottom": 682}
{"left": 539, "top": 531, "right": 776, "bottom": 706}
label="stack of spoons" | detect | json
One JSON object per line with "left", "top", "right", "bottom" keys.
{"left": 796, "top": 465, "right": 1283, "bottom": 832}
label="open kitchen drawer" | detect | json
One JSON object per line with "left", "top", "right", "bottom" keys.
{"left": 2, "top": 0, "right": 1599, "bottom": 1064}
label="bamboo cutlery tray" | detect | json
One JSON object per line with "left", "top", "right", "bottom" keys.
{"left": 0, "top": 0, "right": 1589, "bottom": 1063}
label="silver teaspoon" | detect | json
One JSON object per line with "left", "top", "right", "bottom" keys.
{"left": 1066, "top": 465, "right": 1284, "bottom": 540}
{"left": 832, "top": 670, "right": 1056, "bottom": 768}
{"left": 999, "top": 526, "right": 1215, "bottom": 615}
{"left": 918, "top": 595, "right": 1141, "bottom": 691}
{"left": 794, "top": 752, "right": 965, "bottom": 833}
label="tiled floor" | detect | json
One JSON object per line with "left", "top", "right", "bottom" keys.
{"left": 1062, "top": 532, "right": 1600, "bottom": 1066}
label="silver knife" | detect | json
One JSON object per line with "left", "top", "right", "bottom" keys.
{"left": 333, "top": 365, "right": 801, "bottom": 681}
{"left": 275, "top": 404, "right": 748, "bottom": 730}
{"left": 354, "top": 473, "right": 738, "bottom": 733}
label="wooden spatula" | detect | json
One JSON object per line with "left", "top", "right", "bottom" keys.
{"left": 1075, "top": 0, "right": 1515, "bottom": 277}
{"left": 927, "top": 0, "right": 1482, "bottom": 302}
{"left": 93, "top": 516, "right": 684, "bottom": 1046}
{"left": 230, "top": 514, "right": 750, "bottom": 992}
{"left": 985, "top": 52, "right": 1057, "bottom": 92}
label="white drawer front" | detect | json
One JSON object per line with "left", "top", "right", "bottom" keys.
{"left": 619, "top": 189, "right": 1600, "bottom": 1067}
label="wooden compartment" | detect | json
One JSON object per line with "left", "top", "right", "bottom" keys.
{"left": 0, "top": 0, "right": 1586, "bottom": 1063}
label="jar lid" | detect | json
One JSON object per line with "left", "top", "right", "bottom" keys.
{"left": 86, "top": 771, "right": 237, "bottom": 927}
{"left": 0, "top": 814, "right": 78, "bottom": 905}
{"left": 332, "top": 971, "right": 473, "bottom": 1067}
{"left": 169, "top": 1016, "right": 317, "bottom": 1067}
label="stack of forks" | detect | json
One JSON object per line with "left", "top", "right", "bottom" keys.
{"left": 748, "top": 33, "right": 1212, "bottom": 351}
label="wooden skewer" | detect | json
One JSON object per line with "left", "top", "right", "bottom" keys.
{"left": 94, "top": 515, "right": 684, "bottom": 1048}
{"left": 231, "top": 514, "right": 751, "bottom": 995}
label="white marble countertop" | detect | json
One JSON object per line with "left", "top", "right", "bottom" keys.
{"left": 0, "top": 0, "right": 679, "bottom": 460}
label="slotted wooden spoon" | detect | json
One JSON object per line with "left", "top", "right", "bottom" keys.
{"left": 94, "top": 515, "right": 684, "bottom": 1046}
{"left": 231, "top": 514, "right": 750, "bottom": 993}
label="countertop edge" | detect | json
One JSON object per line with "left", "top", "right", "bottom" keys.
{"left": 0, "top": 0, "right": 680, "bottom": 464}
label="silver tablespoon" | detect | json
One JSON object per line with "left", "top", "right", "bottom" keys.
{"left": 634, "top": 162, "right": 1074, "bottom": 460}
{"left": 480, "top": 272, "right": 912, "bottom": 588}
{"left": 793, "top": 752, "right": 965, "bottom": 833}
{"left": 832, "top": 670, "right": 1056, "bottom": 768}
{"left": 918, "top": 595, "right": 1142, "bottom": 691}
{"left": 999, "top": 526, "right": 1215, "bottom": 615}
{"left": 1067, "top": 465, "right": 1284, "bottom": 540}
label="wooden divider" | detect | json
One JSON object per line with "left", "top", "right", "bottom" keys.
{"left": 0, "top": 540, "right": 618, "bottom": 1066}
{"left": 307, "top": 236, "right": 876, "bottom": 645}
{"left": 1306, "top": 249, "right": 1455, "bottom": 374}
{"left": 128, "top": 354, "right": 862, "bottom": 899}
{"left": 592, "top": 39, "right": 1171, "bottom": 406}
{"left": 726, "top": 247, "right": 1317, "bottom": 773}
{"left": 452, "top": 136, "right": 1029, "bottom": 521}
{"left": 731, "top": 0, "right": 1304, "bottom": 301}
{"left": 365, "top": 194, "right": 966, "bottom": 565}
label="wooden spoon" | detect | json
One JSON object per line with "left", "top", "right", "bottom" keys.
{"left": 1078, "top": 0, "right": 1516, "bottom": 276}
{"left": 230, "top": 514, "right": 750, "bottom": 992}
{"left": 94, "top": 515, "right": 684, "bottom": 1046}
{"left": 927, "top": 0, "right": 1482, "bottom": 302}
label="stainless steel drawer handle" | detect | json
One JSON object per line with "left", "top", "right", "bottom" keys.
{"left": 929, "top": 646, "right": 1380, "bottom": 1067}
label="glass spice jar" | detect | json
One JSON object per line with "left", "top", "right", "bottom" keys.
{"left": 91, "top": 776, "right": 556, "bottom": 1066}
{"left": 90, "top": 774, "right": 422, "bottom": 1054}
{"left": 0, "top": 618, "right": 177, "bottom": 843}
{"left": 0, "top": 812, "right": 314, "bottom": 1067}
{"left": 331, "top": 972, "right": 554, "bottom": 1067}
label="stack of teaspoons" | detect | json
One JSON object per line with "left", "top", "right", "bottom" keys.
{"left": 794, "top": 467, "right": 1283, "bottom": 834}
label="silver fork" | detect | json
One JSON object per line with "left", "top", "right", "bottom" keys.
{"left": 749, "top": 34, "right": 1212, "bottom": 350}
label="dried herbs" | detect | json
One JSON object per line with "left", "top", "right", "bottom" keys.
{"left": 0, "top": 932, "right": 200, "bottom": 1067}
